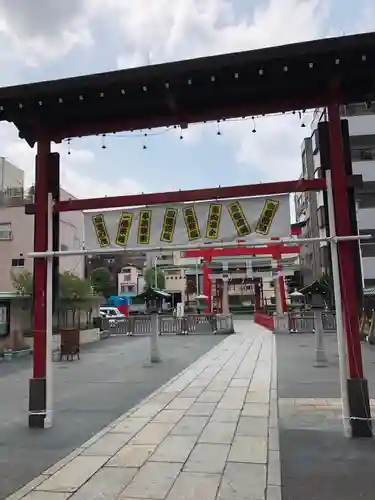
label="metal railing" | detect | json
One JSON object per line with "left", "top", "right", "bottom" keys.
{"left": 287, "top": 311, "right": 336, "bottom": 334}
{"left": 109, "top": 314, "right": 234, "bottom": 336}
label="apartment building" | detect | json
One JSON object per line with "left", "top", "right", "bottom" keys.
{"left": 117, "top": 266, "right": 145, "bottom": 296}
{"left": 150, "top": 251, "right": 203, "bottom": 298}
{"left": 296, "top": 103, "right": 375, "bottom": 288}
{"left": 294, "top": 138, "right": 322, "bottom": 284}
{"left": 0, "top": 157, "right": 24, "bottom": 192}
{"left": 0, "top": 163, "right": 85, "bottom": 292}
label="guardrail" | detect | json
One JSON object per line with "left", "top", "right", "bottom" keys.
{"left": 110, "top": 314, "right": 234, "bottom": 336}
{"left": 285, "top": 311, "right": 336, "bottom": 334}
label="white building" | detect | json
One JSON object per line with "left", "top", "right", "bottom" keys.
{"left": 0, "top": 157, "right": 24, "bottom": 192}
{"left": 117, "top": 266, "right": 145, "bottom": 296}
{"left": 0, "top": 161, "right": 85, "bottom": 293}
{"left": 296, "top": 103, "right": 375, "bottom": 288}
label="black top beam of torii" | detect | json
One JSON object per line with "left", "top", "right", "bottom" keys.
{"left": 0, "top": 32, "right": 374, "bottom": 146}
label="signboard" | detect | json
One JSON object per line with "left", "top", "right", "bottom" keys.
{"left": 84, "top": 195, "right": 290, "bottom": 251}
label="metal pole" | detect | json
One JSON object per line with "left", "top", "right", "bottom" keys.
{"left": 195, "top": 258, "right": 200, "bottom": 295}
{"left": 314, "top": 310, "right": 328, "bottom": 367}
{"left": 356, "top": 202, "right": 365, "bottom": 290}
{"left": 154, "top": 256, "right": 159, "bottom": 289}
{"left": 326, "top": 170, "right": 351, "bottom": 437}
{"left": 27, "top": 235, "right": 372, "bottom": 259}
{"left": 45, "top": 193, "right": 54, "bottom": 428}
{"left": 150, "top": 314, "right": 161, "bottom": 363}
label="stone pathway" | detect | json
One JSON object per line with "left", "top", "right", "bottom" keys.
{"left": 7, "top": 323, "right": 279, "bottom": 500}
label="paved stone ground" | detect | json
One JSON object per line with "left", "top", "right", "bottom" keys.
{"left": 0, "top": 333, "right": 226, "bottom": 500}
{"left": 277, "top": 332, "right": 375, "bottom": 500}
{"left": 5, "top": 322, "right": 279, "bottom": 500}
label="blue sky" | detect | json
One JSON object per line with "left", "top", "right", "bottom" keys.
{"left": 0, "top": 0, "right": 374, "bottom": 199}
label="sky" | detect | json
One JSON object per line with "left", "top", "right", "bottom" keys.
{"left": 0, "top": 0, "right": 374, "bottom": 200}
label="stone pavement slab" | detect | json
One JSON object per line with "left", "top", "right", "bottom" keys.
{"left": 276, "top": 332, "right": 375, "bottom": 500}
{"left": 0, "top": 334, "right": 226, "bottom": 500}
{"left": 6, "top": 321, "right": 280, "bottom": 500}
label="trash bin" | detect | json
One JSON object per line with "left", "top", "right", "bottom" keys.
{"left": 60, "top": 328, "right": 80, "bottom": 360}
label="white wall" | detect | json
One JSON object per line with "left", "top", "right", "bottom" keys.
{"left": 361, "top": 257, "right": 375, "bottom": 280}
{"left": 347, "top": 115, "right": 375, "bottom": 136}
{"left": 164, "top": 268, "right": 186, "bottom": 293}
{"left": 0, "top": 189, "right": 84, "bottom": 292}
{"left": 357, "top": 208, "right": 375, "bottom": 230}
{"left": 117, "top": 266, "right": 142, "bottom": 295}
{"left": 0, "top": 158, "right": 24, "bottom": 191}
{"left": 59, "top": 189, "right": 84, "bottom": 278}
{"left": 352, "top": 161, "right": 375, "bottom": 182}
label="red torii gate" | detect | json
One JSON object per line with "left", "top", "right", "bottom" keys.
{"left": 184, "top": 241, "right": 301, "bottom": 314}
{"left": 0, "top": 32, "right": 374, "bottom": 437}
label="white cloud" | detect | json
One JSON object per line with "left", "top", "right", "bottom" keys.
{"left": 111, "top": 0, "right": 329, "bottom": 180}
{"left": 0, "top": 0, "right": 371, "bottom": 187}
{"left": 0, "top": 124, "right": 144, "bottom": 198}
{"left": 113, "top": 0, "right": 327, "bottom": 65}
{"left": 0, "top": 0, "right": 93, "bottom": 64}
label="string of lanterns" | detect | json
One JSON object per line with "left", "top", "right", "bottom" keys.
{"left": 65, "top": 109, "right": 308, "bottom": 154}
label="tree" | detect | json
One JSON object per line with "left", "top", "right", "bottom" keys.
{"left": 143, "top": 266, "right": 166, "bottom": 290}
{"left": 11, "top": 270, "right": 95, "bottom": 304}
{"left": 59, "top": 271, "right": 93, "bottom": 306}
{"left": 90, "top": 267, "right": 116, "bottom": 298}
{"left": 11, "top": 270, "right": 33, "bottom": 295}
{"left": 318, "top": 272, "right": 334, "bottom": 308}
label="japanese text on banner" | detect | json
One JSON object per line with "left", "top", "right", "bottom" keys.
{"left": 183, "top": 206, "right": 201, "bottom": 241}
{"left": 92, "top": 214, "right": 110, "bottom": 247}
{"left": 160, "top": 208, "right": 178, "bottom": 243}
{"left": 206, "top": 203, "right": 222, "bottom": 239}
{"left": 227, "top": 201, "right": 251, "bottom": 237}
{"left": 255, "top": 199, "right": 279, "bottom": 235}
{"left": 115, "top": 212, "right": 133, "bottom": 246}
{"left": 137, "top": 209, "right": 152, "bottom": 244}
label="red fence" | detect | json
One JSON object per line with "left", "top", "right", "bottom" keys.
{"left": 254, "top": 312, "right": 274, "bottom": 330}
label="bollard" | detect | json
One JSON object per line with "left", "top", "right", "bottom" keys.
{"left": 314, "top": 310, "right": 328, "bottom": 367}
{"left": 150, "top": 314, "right": 161, "bottom": 363}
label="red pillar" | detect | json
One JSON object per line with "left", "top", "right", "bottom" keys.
{"left": 327, "top": 102, "right": 371, "bottom": 437}
{"left": 203, "top": 257, "right": 212, "bottom": 313}
{"left": 29, "top": 139, "right": 50, "bottom": 428}
{"left": 276, "top": 256, "right": 287, "bottom": 314}
{"left": 327, "top": 104, "right": 363, "bottom": 379}
{"left": 33, "top": 140, "right": 50, "bottom": 378}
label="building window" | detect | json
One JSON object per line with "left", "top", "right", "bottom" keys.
{"left": 343, "top": 102, "right": 375, "bottom": 117}
{"left": 12, "top": 258, "right": 25, "bottom": 267}
{"left": 357, "top": 193, "right": 375, "bottom": 209}
{"left": 360, "top": 229, "right": 375, "bottom": 257}
{"left": 0, "top": 222, "right": 12, "bottom": 240}
{"left": 0, "top": 303, "right": 10, "bottom": 337}
{"left": 351, "top": 148, "right": 375, "bottom": 162}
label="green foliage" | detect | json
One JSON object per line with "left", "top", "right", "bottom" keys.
{"left": 11, "top": 270, "right": 96, "bottom": 308}
{"left": 90, "top": 267, "right": 116, "bottom": 298}
{"left": 59, "top": 271, "right": 93, "bottom": 305}
{"left": 11, "top": 271, "right": 33, "bottom": 296}
{"left": 317, "top": 272, "right": 334, "bottom": 307}
{"left": 143, "top": 266, "right": 166, "bottom": 290}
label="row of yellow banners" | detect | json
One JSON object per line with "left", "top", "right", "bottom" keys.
{"left": 92, "top": 199, "right": 279, "bottom": 248}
